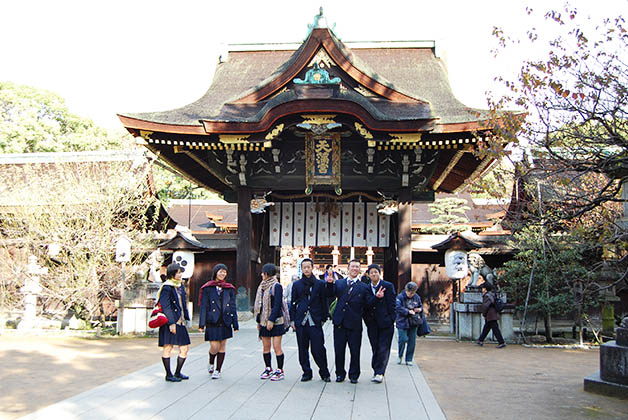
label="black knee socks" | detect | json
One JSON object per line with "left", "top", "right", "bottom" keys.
{"left": 162, "top": 357, "right": 172, "bottom": 376}
{"left": 175, "top": 356, "right": 186, "bottom": 376}
{"left": 263, "top": 352, "right": 272, "bottom": 368}
{"left": 276, "top": 354, "right": 284, "bottom": 370}
{"left": 209, "top": 352, "right": 217, "bottom": 365}
{"left": 217, "top": 352, "right": 225, "bottom": 372}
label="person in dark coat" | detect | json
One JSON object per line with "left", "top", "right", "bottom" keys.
{"left": 290, "top": 258, "right": 331, "bottom": 382}
{"left": 362, "top": 264, "right": 396, "bottom": 383}
{"left": 199, "top": 263, "right": 239, "bottom": 379}
{"left": 327, "top": 259, "right": 380, "bottom": 384}
{"left": 395, "top": 282, "right": 423, "bottom": 365}
{"left": 476, "top": 282, "right": 506, "bottom": 348}
{"left": 158, "top": 263, "right": 191, "bottom": 382}
{"left": 254, "top": 263, "right": 287, "bottom": 381}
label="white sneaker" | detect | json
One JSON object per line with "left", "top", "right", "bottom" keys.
{"left": 406, "top": 361, "right": 414, "bottom": 366}
{"left": 260, "top": 367, "right": 273, "bottom": 379}
{"left": 373, "top": 374, "right": 384, "bottom": 383}
{"left": 397, "top": 357, "right": 403, "bottom": 365}
{"left": 208, "top": 363, "right": 215, "bottom": 374}
{"left": 370, "top": 375, "right": 377, "bottom": 382}
{"left": 270, "top": 369, "right": 285, "bottom": 381}
{"left": 211, "top": 371, "right": 221, "bottom": 379}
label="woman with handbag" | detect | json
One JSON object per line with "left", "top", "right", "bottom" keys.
{"left": 199, "top": 263, "right": 239, "bottom": 379}
{"left": 158, "top": 263, "right": 191, "bottom": 382}
{"left": 253, "top": 263, "right": 287, "bottom": 381}
{"left": 395, "top": 282, "right": 423, "bottom": 366}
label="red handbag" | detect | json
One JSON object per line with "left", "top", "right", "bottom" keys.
{"left": 148, "top": 303, "right": 168, "bottom": 328}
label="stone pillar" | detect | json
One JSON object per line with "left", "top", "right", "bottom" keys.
{"left": 366, "top": 247, "right": 374, "bottom": 266}
{"left": 18, "top": 256, "right": 46, "bottom": 330}
{"left": 332, "top": 246, "right": 340, "bottom": 266}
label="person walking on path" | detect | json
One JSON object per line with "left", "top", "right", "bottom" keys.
{"left": 158, "top": 263, "right": 191, "bottom": 382}
{"left": 362, "top": 264, "right": 396, "bottom": 383}
{"left": 290, "top": 258, "right": 331, "bottom": 382}
{"left": 198, "top": 263, "right": 239, "bottom": 379}
{"left": 327, "top": 259, "right": 380, "bottom": 384}
{"left": 254, "top": 263, "right": 287, "bottom": 381}
{"left": 476, "top": 282, "right": 506, "bottom": 348}
{"left": 395, "top": 282, "right": 423, "bottom": 366}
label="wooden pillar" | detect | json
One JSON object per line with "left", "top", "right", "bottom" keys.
{"left": 236, "top": 188, "right": 253, "bottom": 308}
{"left": 397, "top": 188, "right": 412, "bottom": 292}
{"left": 383, "top": 215, "right": 398, "bottom": 289}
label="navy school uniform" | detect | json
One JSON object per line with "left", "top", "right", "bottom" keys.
{"left": 158, "top": 284, "right": 191, "bottom": 347}
{"left": 199, "top": 286, "right": 239, "bottom": 341}
{"left": 327, "top": 277, "right": 377, "bottom": 381}
{"left": 257, "top": 283, "right": 287, "bottom": 337}
{"left": 363, "top": 279, "right": 396, "bottom": 375}
{"left": 289, "top": 276, "right": 331, "bottom": 378}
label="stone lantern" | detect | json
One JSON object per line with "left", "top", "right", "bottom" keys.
{"left": 432, "top": 232, "right": 514, "bottom": 342}
{"left": 18, "top": 256, "right": 46, "bottom": 330}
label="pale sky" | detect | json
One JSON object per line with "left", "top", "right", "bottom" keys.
{"left": 1, "top": 0, "right": 624, "bottom": 129}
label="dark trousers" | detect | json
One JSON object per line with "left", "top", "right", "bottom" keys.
{"left": 478, "top": 320, "right": 505, "bottom": 344}
{"left": 366, "top": 324, "right": 394, "bottom": 375}
{"left": 333, "top": 325, "right": 362, "bottom": 380}
{"left": 295, "top": 324, "right": 330, "bottom": 378}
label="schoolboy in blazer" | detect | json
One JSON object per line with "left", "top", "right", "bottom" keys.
{"left": 362, "top": 264, "right": 396, "bottom": 383}
{"left": 327, "top": 259, "right": 381, "bottom": 383}
{"left": 290, "top": 258, "right": 331, "bottom": 382}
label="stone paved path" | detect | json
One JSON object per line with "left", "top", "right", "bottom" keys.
{"left": 19, "top": 320, "right": 446, "bottom": 420}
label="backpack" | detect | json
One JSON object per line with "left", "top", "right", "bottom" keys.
{"left": 493, "top": 293, "right": 505, "bottom": 313}
{"left": 270, "top": 283, "right": 291, "bottom": 327}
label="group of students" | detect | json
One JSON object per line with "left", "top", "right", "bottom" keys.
{"left": 155, "top": 259, "right": 429, "bottom": 383}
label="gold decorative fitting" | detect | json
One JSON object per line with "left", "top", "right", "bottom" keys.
{"left": 139, "top": 130, "right": 153, "bottom": 140}
{"left": 301, "top": 114, "right": 337, "bottom": 125}
{"left": 354, "top": 122, "right": 373, "bottom": 139}
{"left": 388, "top": 133, "right": 422, "bottom": 144}
{"left": 308, "top": 48, "right": 335, "bottom": 68}
{"left": 354, "top": 85, "right": 376, "bottom": 97}
{"left": 265, "top": 123, "right": 285, "bottom": 140}
{"left": 219, "top": 134, "right": 250, "bottom": 144}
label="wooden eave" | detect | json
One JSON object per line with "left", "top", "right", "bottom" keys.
{"left": 118, "top": 114, "right": 206, "bottom": 136}
{"left": 234, "top": 28, "right": 424, "bottom": 105}
{"left": 201, "top": 99, "right": 435, "bottom": 134}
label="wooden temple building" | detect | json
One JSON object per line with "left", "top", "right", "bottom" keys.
{"left": 119, "top": 13, "right": 507, "bottom": 309}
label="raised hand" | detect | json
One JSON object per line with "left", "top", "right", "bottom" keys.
{"left": 376, "top": 286, "right": 386, "bottom": 298}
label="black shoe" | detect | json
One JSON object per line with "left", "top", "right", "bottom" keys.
{"left": 350, "top": 378, "right": 358, "bottom": 384}
{"left": 497, "top": 343, "right": 507, "bottom": 348}
{"left": 475, "top": 341, "right": 483, "bottom": 346}
{"left": 175, "top": 373, "right": 189, "bottom": 380}
{"left": 336, "top": 375, "right": 345, "bottom": 383}
{"left": 322, "top": 376, "right": 331, "bottom": 383}
{"left": 301, "top": 374, "right": 313, "bottom": 382}
{"left": 165, "top": 375, "right": 182, "bottom": 382}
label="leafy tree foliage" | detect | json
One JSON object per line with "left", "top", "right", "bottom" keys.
{"left": 424, "top": 197, "right": 471, "bottom": 234}
{"left": 500, "top": 225, "right": 602, "bottom": 342}
{"left": 485, "top": 5, "right": 628, "bottom": 339}
{"left": 0, "top": 81, "right": 130, "bottom": 153}
{"left": 487, "top": 7, "right": 628, "bottom": 229}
